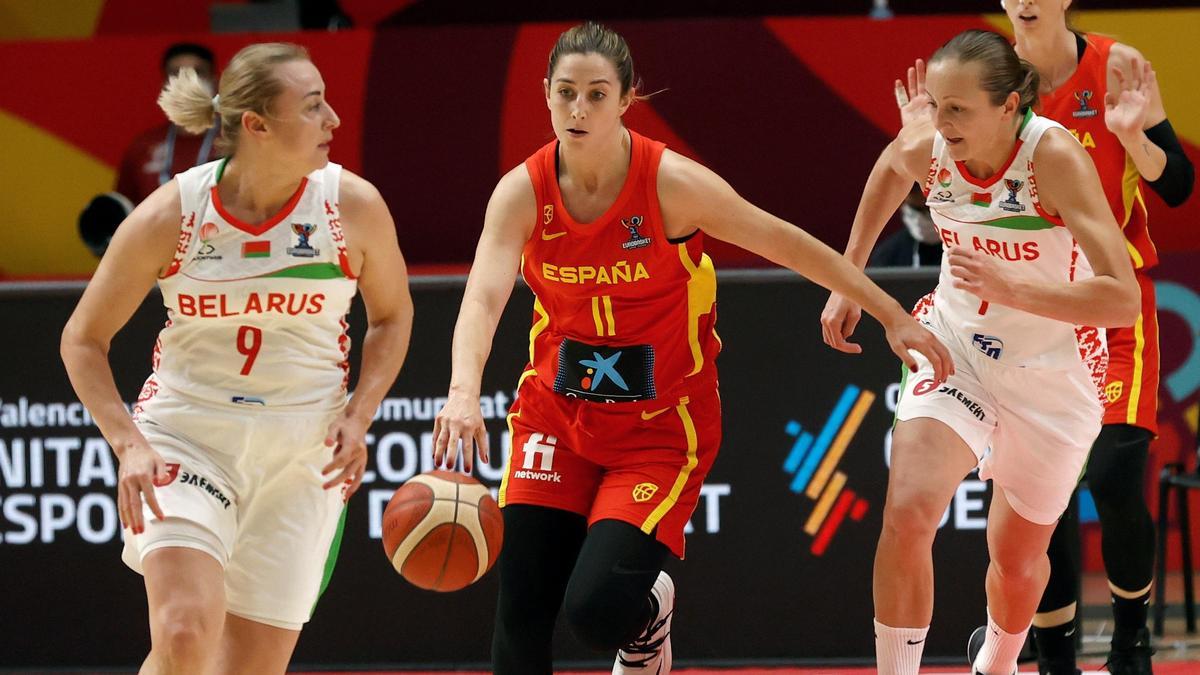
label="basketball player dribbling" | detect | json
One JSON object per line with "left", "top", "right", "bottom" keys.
{"left": 60, "top": 43, "right": 413, "bottom": 674}
{"left": 820, "top": 30, "right": 1140, "bottom": 675}
{"left": 432, "top": 22, "right": 952, "bottom": 675}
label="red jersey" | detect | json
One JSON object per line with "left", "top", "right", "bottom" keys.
{"left": 1038, "top": 33, "right": 1158, "bottom": 270}
{"left": 519, "top": 130, "right": 720, "bottom": 402}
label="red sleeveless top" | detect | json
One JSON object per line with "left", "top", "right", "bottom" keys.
{"left": 519, "top": 129, "right": 720, "bottom": 401}
{"left": 1038, "top": 33, "right": 1157, "bottom": 270}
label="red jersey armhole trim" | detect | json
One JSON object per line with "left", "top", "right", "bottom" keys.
{"left": 954, "top": 138, "right": 1024, "bottom": 189}
{"left": 211, "top": 177, "right": 309, "bottom": 236}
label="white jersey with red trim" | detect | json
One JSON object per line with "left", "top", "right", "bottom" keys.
{"left": 919, "top": 110, "right": 1105, "bottom": 380}
{"left": 142, "top": 159, "right": 358, "bottom": 409}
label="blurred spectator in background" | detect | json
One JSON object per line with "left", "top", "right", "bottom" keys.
{"left": 116, "top": 42, "right": 221, "bottom": 203}
{"left": 868, "top": 185, "right": 942, "bottom": 268}
{"left": 81, "top": 43, "right": 220, "bottom": 258}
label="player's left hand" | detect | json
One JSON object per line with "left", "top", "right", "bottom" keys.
{"left": 1105, "top": 58, "right": 1153, "bottom": 139}
{"left": 322, "top": 411, "right": 371, "bottom": 501}
{"left": 947, "top": 246, "right": 1015, "bottom": 306}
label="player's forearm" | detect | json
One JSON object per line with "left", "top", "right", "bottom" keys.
{"left": 844, "top": 151, "right": 918, "bottom": 269}
{"left": 448, "top": 295, "right": 504, "bottom": 399}
{"left": 1002, "top": 275, "right": 1140, "bottom": 328}
{"left": 1117, "top": 129, "right": 1167, "bottom": 182}
{"left": 780, "top": 226, "right": 911, "bottom": 329}
{"left": 345, "top": 312, "right": 412, "bottom": 423}
{"left": 59, "top": 339, "right": 141, "bottom": 457}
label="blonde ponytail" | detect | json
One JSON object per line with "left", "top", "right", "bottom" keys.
{"left": 157, "top": 67, "right": 216, "bottom": 134}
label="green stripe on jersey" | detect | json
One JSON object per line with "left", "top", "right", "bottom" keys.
{"left": 977, "top": 215, "right": 1058, "bottom": 231}
{"left": 261, "top": 262, "right": 345, "bottom": 279}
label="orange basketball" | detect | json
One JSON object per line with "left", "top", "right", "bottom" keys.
{"left": 382, "top": 470, "right": 504, "bottom": 592}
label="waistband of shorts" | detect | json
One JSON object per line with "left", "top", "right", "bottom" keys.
{"left": 148, "top": 379, "right": 348, "bottom": 415}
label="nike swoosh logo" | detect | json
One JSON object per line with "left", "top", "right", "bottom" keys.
{"left": 541, "top": 230, "right": 567, "bottom": 241}
{"left": 641, "top": 407, "right": 670, "bottom": 421}
{"left": 906, "top": 639, "right": 925, "bottom": 645}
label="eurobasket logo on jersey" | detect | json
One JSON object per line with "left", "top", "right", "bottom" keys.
{"left": 781, "top": 384, "right": 875, "bottom": 556}
{"left": 1073, "top": 89, "right": 1098, "bottom": 118}
{"left": 1000, "top": 179, "right": 1026, "bottom": 213}
{"left": 620, "top": 215, "right": 651, "bottom": 250}
{"left": 287, "top": 223, "right": 319, "bottom": 257}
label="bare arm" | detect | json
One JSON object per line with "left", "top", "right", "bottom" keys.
{"left": 1106, "top": 44, "right": 1167, "bottom": 181}
{"left": 60, "top": 180, "right": 182, "bottom": 531}
{"left": 318, "top": 171, "right": 414, "bottom": 498}
{"left": 339, "top": 171, "right": 414, "bottom": 423}
{"left": 658, "top": 148, "right": 952, "bottom": 382}
{"left": 61, "top": 181, "right": 180, "bottom": 458}
{"left": 952, "top": 130, "right": 1139, "bottom": 328}
{"left": 433, "top": 165, "right": 537, "bottom": 470}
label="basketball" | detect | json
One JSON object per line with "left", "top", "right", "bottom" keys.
{"left": 382, "top": 470, "right": 504, "bottom": 592}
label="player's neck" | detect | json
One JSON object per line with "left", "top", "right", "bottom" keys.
{"left": 217, "top": 152, "right": 307, "bottom": 222}
{"left": 1014, "top": 27, "right": 1078, "bottom": 93}
{"left": 558, "top": 126, "right": 631, "bottom": 194}
{"left": 962, "top": 119, "right": 1023, "bottom": 181}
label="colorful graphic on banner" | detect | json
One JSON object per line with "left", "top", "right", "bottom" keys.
{"left": 782, "top": 384, "right": 875, "bottom": 556}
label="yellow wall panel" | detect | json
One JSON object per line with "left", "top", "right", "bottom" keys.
{"left": 0, "top": 109, "right": 108, "bottom": 277}
{"left": 0, "top": 1, "right": 104, "bottom": 40}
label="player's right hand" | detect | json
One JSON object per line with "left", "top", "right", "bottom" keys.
{"left": 433, "top": 389, "right": 490, "bottom": 473}
{"left": 820, "top": 292, "right": 864, "bottom": 354}
{"left": 115, "top": 436, "right": 168, "bottom": 535}
{"left": 895, "top": 58, "right": 934, "bottom": 129}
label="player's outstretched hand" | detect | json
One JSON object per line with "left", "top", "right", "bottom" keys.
{"left": 433, "top": 390, "right": 490, "bottom": 473}
{"left": 883, "top": 314, "right": 954, "bottom": 384}
{"left": 821, "top": 292, "right": 864, "bottom": 354}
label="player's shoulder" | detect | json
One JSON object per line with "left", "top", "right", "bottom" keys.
{"left": 337, "top": 168, "right": 384, "bottom": 208}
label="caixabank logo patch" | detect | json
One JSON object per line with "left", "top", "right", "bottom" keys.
{"left": 781, "top": 384, "right": 875, "bottom": 556}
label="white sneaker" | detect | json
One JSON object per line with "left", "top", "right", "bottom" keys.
{"left": 612, "top": 571, "right": 674, "bottom": 674}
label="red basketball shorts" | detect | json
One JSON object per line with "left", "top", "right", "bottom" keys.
{"left": 1102, "top": 272, "right": 1160, "bottom": 435}
{"left": 498, "top": 377, "right": 721, "bottom": 558}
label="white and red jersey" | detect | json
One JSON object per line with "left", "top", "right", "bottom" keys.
{"left": 919, "top": 111, "right": 1105, "bottom": 383}
{"left": 142, "top": 159, "right": 357, "bottom": 409}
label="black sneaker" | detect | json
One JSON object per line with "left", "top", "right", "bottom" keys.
{"left": 1105, "top": 627, "right": 1154, "bottom": 675}
{"left": 968, "top": 625, "right": 1017, "bottom": 675}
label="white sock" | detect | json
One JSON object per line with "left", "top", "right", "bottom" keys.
{"left": 973, "top": 609, "right": 1028, "bottom": 675}
{"left": 874, "top": 618, "right": 928, "bottom": 675}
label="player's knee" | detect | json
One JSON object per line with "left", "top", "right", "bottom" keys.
{"left": 881, "top": 493, "right": 945, "bottom": 542}
{"left": 154, "top": 606, "right": 218, "bottom": 667}
{"left": 990, "top": 547, "right": 1047, "bottom": 585}
{"left": 563, "top": 589, "right": 629, "bottom": 651}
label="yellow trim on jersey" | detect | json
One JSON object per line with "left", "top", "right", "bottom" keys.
{"left": 1127, "top": 312, "right": 1146, "bottom": 425}
{"left": 590, "top": 296, "right": 604, "bottom": 336}
{"left": 1120, "top": 154, "right": 1150, "bottom": 269}
{"left": 498, "top": 409, "right": 520, "bottom": 507}
{"left": 806, "top": 391, "right": 876, "bottom": 499}
{"left": 804, "top": 471, "right": 847, "bottom": 535}
{"left": 677, "top": 244, "right": 717, "bottom": 376}
{"left": 529, "top": 294, "right": 550, "bottom": 365}
{"left": 602, "top": 295, "right": 616, "bottom": 337}
{"left": 640, "top": 397, "right": 699, "bottom": 534}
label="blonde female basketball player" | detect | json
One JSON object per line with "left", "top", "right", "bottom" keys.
{"left": 432, "top": 22, "right": 951, "bottom": 675}
{"left": 61, "top": 43, "right": 412, "bottom": 674}
{"left": 820, "top": 30, "right": 1139, "bottom": 675}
